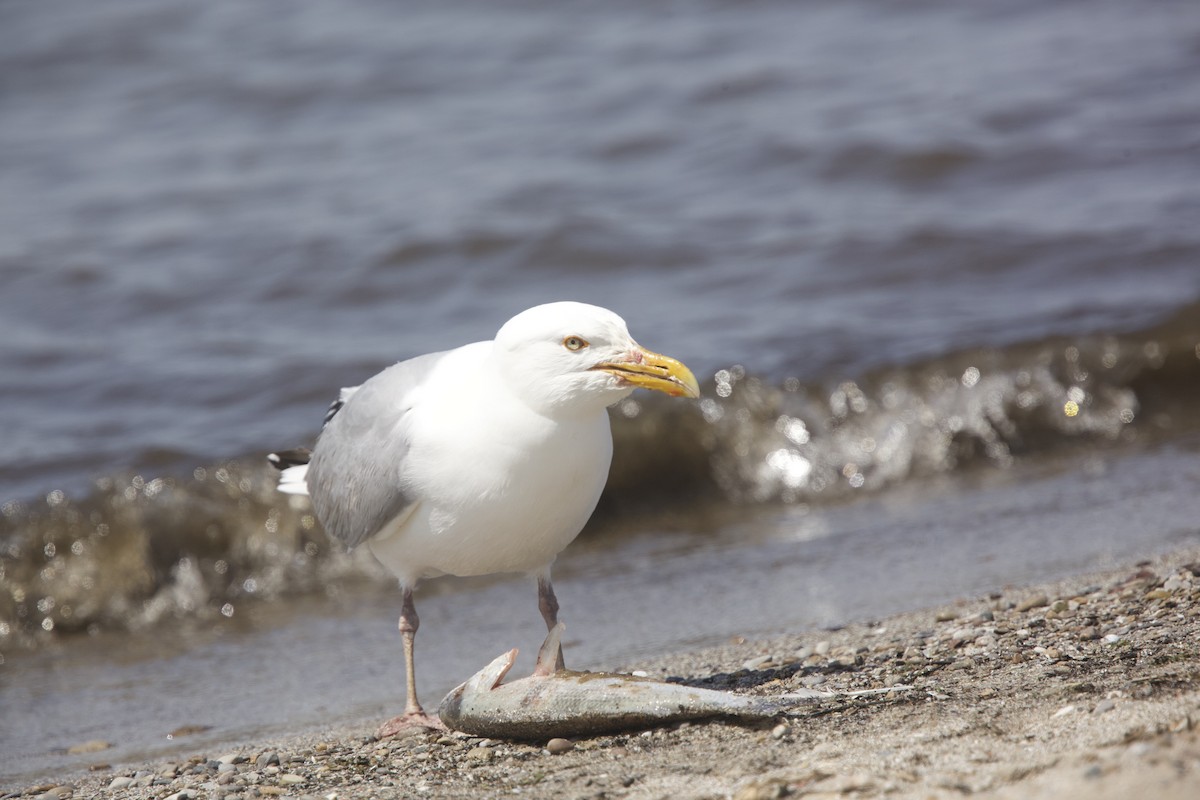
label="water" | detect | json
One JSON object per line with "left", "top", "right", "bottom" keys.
{"left": 3, "top": 0, "right": 1200, "bottom": 786}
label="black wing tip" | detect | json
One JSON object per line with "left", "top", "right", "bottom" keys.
{"left": 267, "top": 447, "right": 312, "bottom": 470}
{"left": 322, "top": 398, "right": 346, "bottom": 427}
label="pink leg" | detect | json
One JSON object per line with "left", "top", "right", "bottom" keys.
{"left": 377, "top": 587, "right": 445, "bottom": 737}
{"left": 537, "top": 575, "right": 566, "bottom": 672}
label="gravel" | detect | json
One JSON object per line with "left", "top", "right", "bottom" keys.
{"left": 14, "top": 550, "right": 1200, "bottom": 799}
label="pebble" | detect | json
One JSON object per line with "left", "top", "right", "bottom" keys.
{"left": 106, "top": 777, "right": 134, "bottom": 790}
{"left": 1163, "top": 574, "right": 1188, "bottom": 592}
{"left": 1016, "top": 594, "right": 1050, "bottom": 612}
{"left": 771, "top": 724, "right": 788, "bottom": 740}
{"left": 278, "top": 774, "right": 306, "bottom": 785}
{"left": 733, "top": 782, "right": 786, "bottom": 800}
{"left": 546, "top": 737, "right": 574, "bottom": 754}
{"left": 217, "top": 753, "right": 247, "bottom": 765}
{"left": 34, "top": 787, "right": 72, "bottom": 800}
{"left": 743, "top": 654, "right": 774, "bottom": 671}
{"left": 1093, "top": 699, "right": 1117, "bottom": 714}
{"left": 815, "top": 640, "right": 831, "bottom": 656}
{"left": 163, "top": 791, "right": 192, "bottom": 800}
{"left": 1054, "top": 704, "right": 1077, "bottom": 718}
{"left": 467, "top": 746, "right": 495, "bottom": 761}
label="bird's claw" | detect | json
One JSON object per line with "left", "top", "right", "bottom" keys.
{"left": 376, "top": 710, "right": 446, "bottom": 738}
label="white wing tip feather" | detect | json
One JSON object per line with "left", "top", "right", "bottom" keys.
{"left": 277, "top": 464, "right": 311, "bottom": 496}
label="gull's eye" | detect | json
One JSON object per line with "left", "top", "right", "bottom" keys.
{"left": 562, "top": 335, "right": 589, "bottom": 352}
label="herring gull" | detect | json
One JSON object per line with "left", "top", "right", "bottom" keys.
{"left": 269, "top": 301, "right": 699, "bottom": 733}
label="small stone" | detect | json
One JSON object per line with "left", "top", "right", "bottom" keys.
{"left": 771, "top": 724, "right": 788, "bottom": 740}
{"left": 743, "top": 654, "right": 774, "bottom": 671}
{"left": 278, "top": 774, "right": 305, "bottom": 785}
{"left": 107, "top": 777, "right": 134, "bottom": 790}
{"left": 795, "top": 645, "right": 814, "bottom": 659}
{"left": 167, "top": 724, "right": 213, "bottom": 740}
{"left": 67, "top": 740, "right": 111, "bottom": 755}
{"left": 814, "top": 640, "right": 831, "bottom": 656}
{"left": 217, "top": 762, "right": 237, "bottom": 774}
{"left": 546, "top": 738, "right": 574, "bottom": 754}
{"left": 1054, "top": 704, "right": 1076, "bottom": 718}
{"left": 935, "top": 610, "right": 958, "bottom": 622}
{"left": 1016, "top": 595, "right": 1050, "bottom": 612}
{"left": 733, "top": 782, "right": 786, "bottom": 800}
{"left": 1078, "top": 626, "right": 1100, "bottom": 640}
{"left": 163, "top": 791, "right": 192, "bottom": 800}
{"left": 1093, "top": 699, "right": 1116, "bottom": 714}
{"left": 35, "top": 787, "right": 72, "bottom": 800}
{"left": 257, "top": 752, "right": 280, "bottom": 766}
{"left": 217, "top": 753, "right": 247, "bottom": 765}
{"left": 467, "top": 746, "right": 494, "bottom": 761}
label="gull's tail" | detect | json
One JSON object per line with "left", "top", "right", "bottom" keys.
{"left": 266, "top": 385, "right": 359, "bottom": 497}
{"left": 267, "top": 447, "right": 311, "bottom": 496}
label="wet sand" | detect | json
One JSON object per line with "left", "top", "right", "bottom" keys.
{"left": 13, "top": 548, "right": 1199, "bottom": 800}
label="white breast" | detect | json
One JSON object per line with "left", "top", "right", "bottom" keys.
{"left": 366, "top": 350, "right": 614, "bottom": 584}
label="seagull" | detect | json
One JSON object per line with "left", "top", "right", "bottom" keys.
{"left": 269, "top": 301, "right": 699, "bottom": 734}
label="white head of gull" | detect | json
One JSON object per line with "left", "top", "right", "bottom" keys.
{"left": 269, "top": 301, "right": 699, "bottom": 734}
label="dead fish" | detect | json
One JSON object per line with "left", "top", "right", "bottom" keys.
{"left": 440, "top": 623, "right": 878, "bottom": 740}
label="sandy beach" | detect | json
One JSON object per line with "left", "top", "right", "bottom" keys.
{"left": 11, "top": 547, "right": 1198, "bottom": 800}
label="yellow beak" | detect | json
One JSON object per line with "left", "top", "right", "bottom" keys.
{"left": 592, "top": 346, "right": 700, "bottom": 399}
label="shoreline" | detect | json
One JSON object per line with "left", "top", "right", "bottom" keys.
{"left": 11, "top": 547, "right": 1199, "bottom": 800}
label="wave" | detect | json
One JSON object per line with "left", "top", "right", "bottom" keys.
{"left": 3, "top": 301, "right": 1199, "bottom": 648}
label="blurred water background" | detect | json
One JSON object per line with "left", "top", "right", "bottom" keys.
{"left": 3, "top": 0, "right": 1200, "bottom": 785}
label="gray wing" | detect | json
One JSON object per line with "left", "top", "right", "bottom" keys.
{"left": 305, "top": 350, "right": 447, "bottom": 549}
